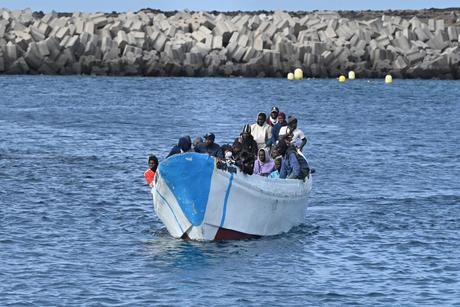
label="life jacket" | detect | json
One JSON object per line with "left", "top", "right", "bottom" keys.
{"left": 144, "top": 169, "right": 156, "bottom": 186}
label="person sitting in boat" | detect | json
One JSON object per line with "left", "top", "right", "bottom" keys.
{"left": 144, "top": 154, "right": 158, "bottom": 187}
{"left": 279, "top": 116, "right": 307, "bottom": 152}
{"left": 269, "top": 156, "right": 283, "bottom": 178}
{"left": 267, "top": 106, "right": 279, "bottom": 126}
{"left": 277, "top": 140, "right": 302, "bottom": 180}
{"left": 195, "top": 133, "right": 223, "bottom": 159}
{"left": 251, "top": 112, "right": 272, "bottom": 150}
{"left": 166, "top": 135, "right": 192, "bottom": 158}
{"left": 235, "top": 124, "right": 258, "bottom": 159}
{"left": 235, "top": 150, "right": 255, "bottom": 175}
{"left": 253, "top": 148, "right": 275, "bottom": 176}
{"left": 271, "top": 112, "right": 287, "bottom": 145}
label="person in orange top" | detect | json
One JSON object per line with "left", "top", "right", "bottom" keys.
{"left": 144, "top": 155, "right": 158, "bottom": 187}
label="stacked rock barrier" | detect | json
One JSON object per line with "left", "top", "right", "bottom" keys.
{"left": 0, "top": 8, "right": 459, "bottom": 78}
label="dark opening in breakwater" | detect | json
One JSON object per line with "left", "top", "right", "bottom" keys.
{"left": 0, "top": 8, "right": 459, "bottom": 78}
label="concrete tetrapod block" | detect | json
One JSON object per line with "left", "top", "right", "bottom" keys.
{"left": 152, "top": 33, "right": 167, "bottom": 52}
{"left": 212, "top": 35, "right": 223, "bottom": 50}
{"left": 116, "top": 30, "right": 128, "bottom": 50}
{"left": 37, "top": 40, "right": 50, "bottom": 57}
{"left": 5, "top": 42, "right": 17, "bottom": 64}
{"left": 447, "top": 26, "right": 458, "bottom": 42}
{"left": 427, "top": 32, "right": 449, "bottom": 51}
{"left": 24, "top": 43, "right": 43, "bottom": 70}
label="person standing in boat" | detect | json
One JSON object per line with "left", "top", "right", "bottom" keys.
{"left": 144, "top": 154, "right": 158, "bottom": 187}
{"left": 279, "top": 116, "right": 307, "bottom": 152}
{"left": 166, "top": 136, "right": 192, "bottom": 158}
{"left": 251, "top": 112, "right": 272, "bottom": 151}
{"left": 253, "top": 148, "right": 275, "bottom": 176}
{"left": 267, "top": 106, "right": 279, "bottom": 126}
{"left": 195, "top": 133, "right": 223, "bottom": 159}
{"left": 271, "top": 112, "right": 287, "bottom": 145}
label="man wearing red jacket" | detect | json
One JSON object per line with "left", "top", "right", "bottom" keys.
{"left": 144, "top": 155, "right": 158, "bottom": 187}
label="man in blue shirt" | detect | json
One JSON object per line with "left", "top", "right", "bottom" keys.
{"left": 278, "top": 139, "right": 301, "bottom": 179}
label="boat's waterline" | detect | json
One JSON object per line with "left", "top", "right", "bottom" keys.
{"left": 152, "top": 152, "right": 312, "bottom": 240}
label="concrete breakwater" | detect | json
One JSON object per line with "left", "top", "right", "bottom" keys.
{"left": 0, "top": 8, "right": 460, "bottom": 78}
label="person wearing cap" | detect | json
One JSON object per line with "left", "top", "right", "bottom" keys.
{"left": 267, "top": 106, "right": 280, "bottom": 126}
{"left": 250, "top": 112, "right": 272, "bottom": 151}
{"left": 144, "top": 154, "right": 158, "bottom": 187}
{"left": 279, "top": 115, "right": 307, "bottom": 152}
{"left": 271, "top": 112, "right": 287, "bottom": 145}
{"left": 195, "top": 133, "right": 223, "bottom": 159}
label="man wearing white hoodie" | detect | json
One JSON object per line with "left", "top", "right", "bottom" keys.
{"left": 250, "top": 112, "right": 272, "bottom": 151}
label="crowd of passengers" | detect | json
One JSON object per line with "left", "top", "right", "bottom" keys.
{"left": 144, "top": 107, "right": 311, "bottom": 187}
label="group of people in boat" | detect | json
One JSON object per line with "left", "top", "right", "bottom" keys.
{"left": 144, "top": 106, "right": 311, "bottom": 187}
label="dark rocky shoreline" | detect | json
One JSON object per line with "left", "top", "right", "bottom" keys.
{"left": 1, "top": 8, "right": 459, "bottom": 78}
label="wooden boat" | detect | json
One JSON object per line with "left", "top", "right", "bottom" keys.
{"left": 151, "top": 152, "right": 312, "bottom": 240}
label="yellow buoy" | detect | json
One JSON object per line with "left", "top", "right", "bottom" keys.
{"left": 338, "top": 75, "right": 346, "bottom": 82}
{"left": 348, "top": 71, "right": 356, "bottom": 80}
{"left": 385, "top": 74, "right": 393, "bottom": 84}
{"left": 287, "top": 72, "right": 294, "bottom": 80}
{"left": 294, "top": 68, "right": 303, "bottom": 80}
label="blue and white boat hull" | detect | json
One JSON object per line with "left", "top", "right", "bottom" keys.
{"left": 151, "top": 152, "right": 312, "bottom": 240}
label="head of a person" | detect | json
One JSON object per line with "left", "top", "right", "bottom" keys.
{"left": 241, "top": 124, "right": 251, "bottom": 140}
{"left": 204, "top": 133, "right": 215, "bottom": 146}
{"left": 276, "top": 139, "right": 288, "bottom": 156}
{"left": 274, "top": 156, "right": 282, "bottom": 170}
{"left": 278, "top": 112, "right": 286, "bottom": 125}
{"left": 288, "top": 116, "right": 298, "bottom": 129}
{"left": 270, "top": 106, "right": 279, "bottom": 119}
{"left": 258, "top": 148, "right": 266, "bottom": 163}
{"left": 232, "top": 141, "right": 242, "bottom": 154}
{"left": 285, "top": 127, "right": 294, "bottom": 143}
{"left": 271, "top": 147, "right": 279, "bottom": 159}
{"left": 178, "top": 136, "right": 192, "bottom": 152}
{"left": 148, "top": 155, "right": 158, "bottom": 172}
{"left": 193, "top": 136, "right": 203, "bottom": 147}
{"left": 257, "top": 112, "right": 267, "bottom": 126}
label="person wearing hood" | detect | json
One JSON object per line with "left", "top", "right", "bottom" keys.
{"left": 235, "top": 124, "right": 258, "bottom": 159}
{"left": 195, "top": 133, "right": 223, "bottom": 159}
{"left": 271, "top": 112, "right": 287, "bottom": 145}
{"left": 166, "top": 135, "right": 192, "bottom": 158}
{"left": 253, "top": 148, "right": 275, "bottom": 176}
{"left": 267, "top": 106, "right": 280, "bottom": 126}
{"left": 250, "top": 112, "right": 272, "bottom": 151}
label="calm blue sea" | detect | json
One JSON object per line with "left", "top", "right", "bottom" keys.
{"left": 0, "top": 75, "right": 459, "bottom": 305}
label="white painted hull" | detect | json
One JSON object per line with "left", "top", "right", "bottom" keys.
{"left": 151, "top": 153, "right": 312, "bottom": 241}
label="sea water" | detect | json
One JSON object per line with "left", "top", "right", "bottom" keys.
{"left": 0, "top": 76, "right": 459, "bottom": 305}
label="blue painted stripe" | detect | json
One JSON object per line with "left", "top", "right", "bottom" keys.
{"left": 155, "top": 188, "right": 184, "bottom": 234}
{"left": 219, "top": 173, "right": 234, "bottom": 228}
